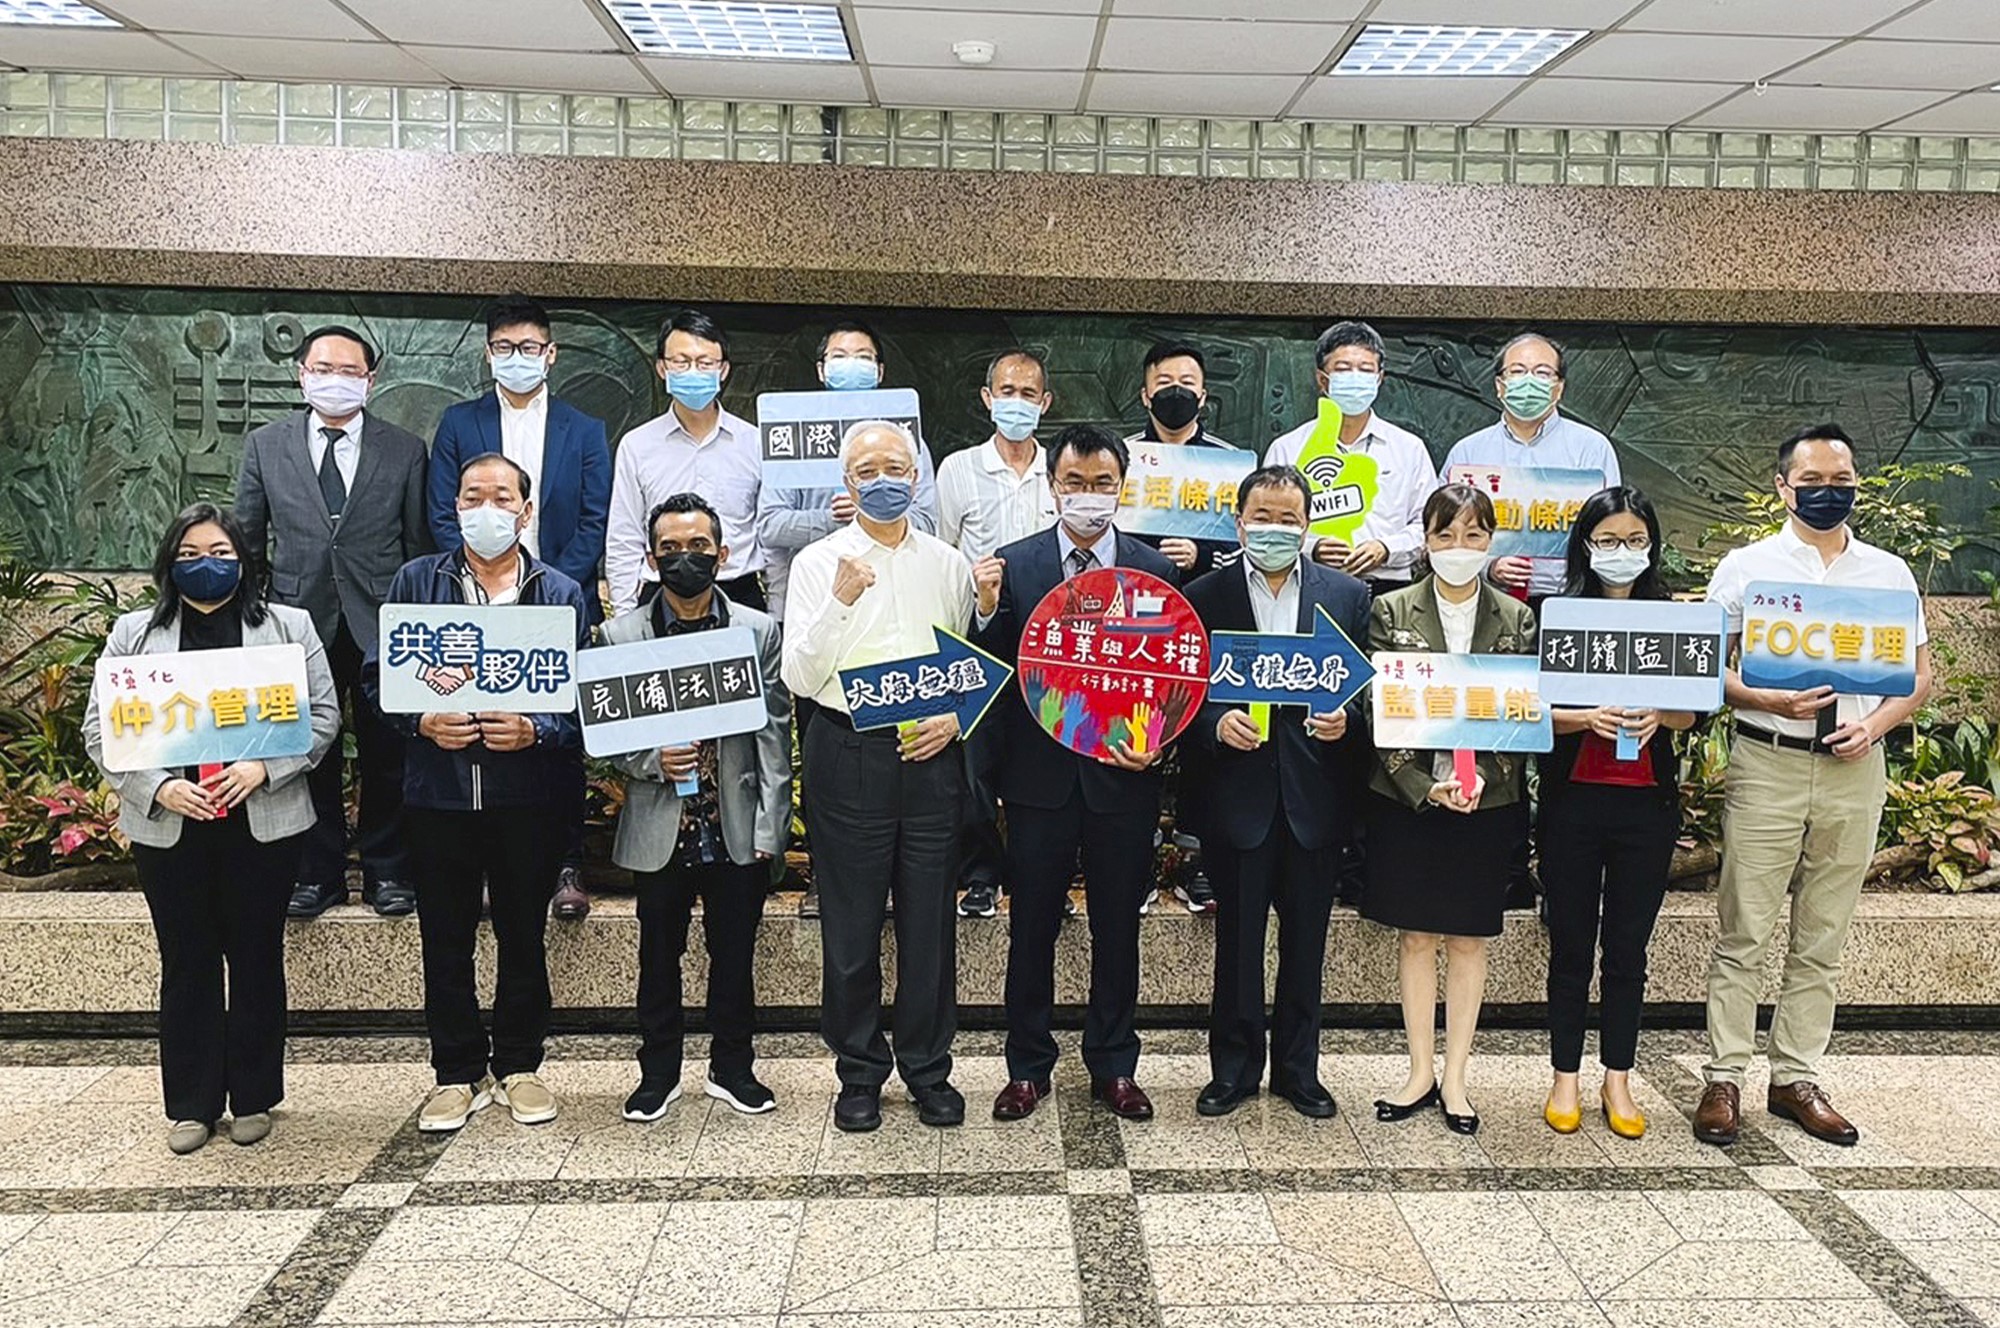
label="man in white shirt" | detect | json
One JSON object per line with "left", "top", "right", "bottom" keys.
{"left": 1695, "top": 423, "right": 1932, "bottom": 1151}
{"left": 605, "top": 310, "right": 765, "bottom": 616}
{"left": 782, "top": 420, "right": 975, "bottom": 1136}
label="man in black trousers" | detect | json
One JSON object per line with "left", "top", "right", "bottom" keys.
{"left": 1183, "top": 465, "right": 1369, "bottom": 1118}
{"left": 973, "top": 424, "right": 1179, "bottom": 1123}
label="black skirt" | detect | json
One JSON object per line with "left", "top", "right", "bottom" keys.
{"left": 1360, "top": 791, "right": 1516, "bottom": 939}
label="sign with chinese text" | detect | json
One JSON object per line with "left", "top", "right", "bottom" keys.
{"left": 96, "top": 644, "right": 313, "bottom": 774}
{"left": 756, "top": 388, "right": 922, "bottom": 489}
{"left": 1738, "top": 581, "right": 1920, "bottom": 697}
{"left": 1444, "top": 464, "right": 1604, "bottom": 561}
{"left": 1538, "top": 598, "right": 1726, "bottom": 712}
{"left": 577, "top": 628, "right": 767, "bottom": 757}
{"left": 1017, "top": 567, "right": 1208, "bottom": 760}
{"left": 377, "top": 605, "right": 578, "bottom": 714}
{"left": 839, "top": 627, "right": 1013, "bottom": 735}
{"left": 1115, "top": 441, "right": 1258, "bottom": 543}
{"left": 1370, "top": 652, "right": 1552, "bottom": 753}
{"left": 1291, "top": 399, "right": 1381, "bottom": 543}
{"left": 1207, "top": 605, "right": 1375, "bottom": 712}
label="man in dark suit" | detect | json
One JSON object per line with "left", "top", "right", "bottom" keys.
{"left": 1183, "top": 465, "right": 1369, "bottom": 1118}
{"left": 428, "top": 295, "right": 612, "bottom": 920}
{"left": 972, "top": 424, "right": 1179, "bottom": 1123}
{"left": 235, "top": 324, "right": 430, "bottom": 919}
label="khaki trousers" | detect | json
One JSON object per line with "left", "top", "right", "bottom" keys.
{"left": 1703, "top": 734, "right": 1886, "bottom": 1088}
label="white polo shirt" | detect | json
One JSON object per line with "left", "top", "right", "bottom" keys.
{"left": 1266, "top": 412, "right": 1438, "bottom": 582}
{"left": 1707, "top": 522, "right": 1928, "bottom": 740}
{"left": 936, "top": 435, "right": 1055, "bottom": 561}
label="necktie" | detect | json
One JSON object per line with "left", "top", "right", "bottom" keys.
{"left": 1067, "top": 546, "right": 1096, "bottom": 579}
{"left": 318, "top": 427, "right": 347, "bottom": 518}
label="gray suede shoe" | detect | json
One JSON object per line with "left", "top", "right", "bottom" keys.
{"left": 229, "top": 1112, "right": 272, "bottom": 1146}
{"left": 167, "top": 1120, "right": 213, "bottom": 1154}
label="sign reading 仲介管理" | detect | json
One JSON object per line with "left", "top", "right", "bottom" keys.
{"left": 95, "top": 644, "right": 315, "bottom": 774}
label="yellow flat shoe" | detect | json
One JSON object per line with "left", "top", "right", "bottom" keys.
{"left": 1600, "top": 1094, "right": 1646, "bottom": 1139}
{"left": 1543, "top": 1096, "right": 1582, "bottom": 1134}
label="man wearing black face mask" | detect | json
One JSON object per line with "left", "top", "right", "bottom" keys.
{"left": 1695, "top": 423, "right": 1932, "bottom": 1152}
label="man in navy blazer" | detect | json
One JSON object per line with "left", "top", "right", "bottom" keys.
{"left": 1183, "top": 465, "right": 1369, "bottom": 1120}
{"left": 428, "top": 295, "right": 611, "bottom": 919}
{"left": 972, "top": 424, "right": 1180, "bottom": 1124}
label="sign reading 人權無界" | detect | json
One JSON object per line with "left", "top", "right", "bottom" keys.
{"left": 1444, "top": 464, "right": 1604, "bottom": 562}
{"left": 94, "top": 644, "right": 314, "bottom": 774}
{"left": 838, "top": 627, "right": 1013, "bottom": 735}
{"left": 1369, "top": 652, "right": 1553, "bottom": 753}
{"left": 1115, "top": 441, "right": 1259, "bottom": 543}
{"left": 576, "top": 628, "right": 768, "bottom": 757}
{"left": 1207, "top": 605, "right": 1375, "bottom": 712}
{"left": 1537, "top": 598, "right": 1727, "bottom": 712}
{"left": 756, "top": 388, "right": 922, "bottom": 489}
{"left": 1738, "top": 581, "right": 1921, "bottom": 697}
{"left": 377, "top": 605, "right": 577, "bottom": 714}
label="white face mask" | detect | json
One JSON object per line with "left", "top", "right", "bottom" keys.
{"left": 459, "top": 503, "right": 522, "bottom": 559}
{"left": 1588, "top": 545, "right": 1650, "bottom": 587}
{"left": 1428, "top": 546, "right": 1488, "bottom": 588}
{"left": 301, "top": 371, "right": 369, "bottom": 418}
{"left": 1058, "top": 491, "right": 1119, "bottom": 539}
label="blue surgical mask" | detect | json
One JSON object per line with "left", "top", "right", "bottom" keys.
{"left": 171, "top": 556, "right": 241, "bottom": 603}
{"left": 459, "top": 504, "right": 522, "bottom": 559}
{"left": 990, "top": 397, "right": 1042, "bottom": 443}
{"left": 1243, "top": 523, "right": 1304, "bottom": 574}
{"left": 1323, "top": 370, "right": 1380, "bottom": 418}
{"left": 490, "top": 352, "right": 548, "bottom": 395}
{"left": 823, "top": 357, "right": 880, "bottom": 392}
{"left": 1790, "top": 483, "right": 1856, "bottom": 532}
{"left": 855, "top": 475, "right": 914, "bottom": 523}
{"left": 667, "top": 368, "right": 722, "bottom": 411}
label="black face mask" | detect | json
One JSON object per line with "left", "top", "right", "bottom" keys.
{"left": 1148, "top": 385, "right": 1201, "bottom": 431}
{"left": 657, "top": 551, "right": 720, "bottom": 599}
{"left": 1789, "top": 483, "right": 1856, "bottom": 532}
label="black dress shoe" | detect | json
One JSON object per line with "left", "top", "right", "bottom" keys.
{"left": 909, "top": 1081, "right": 966, "bottom": 1127}
{"left": 287, "top": 881, "right": 346, "bottom": 919}
{"left": 366, "top": 880, "right": 416, "bottom": 917}
{"left": 1196, "top": 1080, "right": 1256, "bottom": 1117}
{"left": 1374, "top": 1082, "right": 1441, "bottom": 1122}
{"left": 1440, "top": 1098, "right": 1481, "bottom": 1135}
{"left": 1272, "top": 1078, "right": 1337, "bottom": 1119}
{"left": 834, "top": 1084, "right": 881, "bottom": 1133}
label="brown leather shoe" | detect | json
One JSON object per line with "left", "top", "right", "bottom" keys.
{"left": 551, "top": 867, "right": 590, "bottom": 920}
{"left": 992, "top": 1079, "right": 1051, "bottom": 1121}
{"left": 1768, "top": 1081, "right": 1859, "bottom": 1146}
{"left": 1692, "top": 1081, "right": 1740, "bottom": 1146}
{"left": 1092, "top": 1077, "right": 1154, "bottom": 1121}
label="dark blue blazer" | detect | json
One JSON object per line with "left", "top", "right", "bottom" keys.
{"left": 972, "top": 526, "right": 1181, "bottom": 815}
{"left": 429, "top": 392, "right": 611, "bottom": 624}
{"left": 1183, "top": 558, "right": 1370, "bottom": 852}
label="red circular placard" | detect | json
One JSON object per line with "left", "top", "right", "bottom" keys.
{"left": 1016, "top": 567, "right": 1209, "bottom": 761}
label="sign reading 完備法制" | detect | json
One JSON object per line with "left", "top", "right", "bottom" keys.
{"left": 377, "top": 605, "right": 577, "bottom": 714}
{"left": 756, "top": 388, "right": 922, "bottom": 490}
{"left": 1369, "top": 652, "right": 1552, "bottom": 753}
{"left": 1114, "top": 441, "right": 1258, "bottom": 543}
{"left": 1537, "top": 598, "right": 1727, "bottom": 712}
{"left": 95, "top": 644, "right": 315, "bottom": 774}
{"left": 576, "top": 628, "right": 767, "bottom": 758}
{"left": 1738, "top": 581, "right": 1920, "bottom": 697}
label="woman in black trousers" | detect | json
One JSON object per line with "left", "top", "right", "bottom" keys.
{"left": 84, "top": 504, "right": 338, "bottom": 1154}
{"left": 1539, "top": 487, "right": 1700, "bottom": 1140}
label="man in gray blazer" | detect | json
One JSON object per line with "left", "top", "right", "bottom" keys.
{"left": 235, "top": 324, "right": 431, "bottom": 919}
{"left": 602, "top": 492, "right": 791, "bottom": 1123}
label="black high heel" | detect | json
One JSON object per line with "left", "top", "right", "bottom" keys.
{"left": 1440, "top": 1096, "right": 1481, "bottom": 1135}
{"left": 1374, "top": 1082, "right": 1441, "bottom": 1122}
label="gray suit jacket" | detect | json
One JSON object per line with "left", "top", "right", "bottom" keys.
{"left": 83, "top": 604, "right": 341, "bottom": 849}
{"left": 598, "top": 593, "right": 793, "bottom": 873}
{"left": 235, "top": 410, "right": 431, "bottom": 654}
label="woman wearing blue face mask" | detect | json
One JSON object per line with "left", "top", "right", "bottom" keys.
{"left": 83, "top": 504, "right": 339, "bottom": 1156}
{"left": 1539, "top": 487, "right": 1702, "bottom": 1140}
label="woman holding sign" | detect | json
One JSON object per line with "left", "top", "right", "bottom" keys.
{"left": 1363, "top": 484, "right": 1536, "bottom": 1135}
{"left": 83, "top": 504, "right": 339, "bottom": 1154}
{"left": 1539, "top": 489, "right": 1700, "bottom": 1140}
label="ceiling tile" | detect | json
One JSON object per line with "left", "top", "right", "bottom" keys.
{"left": 1085, "top": 71, "right": 1302, "bottom": 117}
{"left": 640, "top": 55, "right": 869, "bottom": 102}
{"left": 1685, "top": 83, "right": 1952, "bottom": 129}
{"left": 0, "top": 28, "right": 223, "bottom": 74}
{"left": 1776, "top": 39, "right": 2000, "bottom": 90}
{"left": 1289, "top": 75, "right": 1520, "bottom": 122}
{"left": 1098, "top": 17, "right": 1343, "bottom": 75}
{"left": 167, "top": 34, "right": 444, "bottom": 83}
{"left": 1874, "top": 0, "right": 2000, "bottom": 41}
{"left": 1361, "top": 0, "right": 1640, "bottom": 27}
{"left": 1879, "top": 90, "right": 2000, "bottom": 133}
{"left": 337, "top": 0, "right": 619, "bottom": 52}
{"left": 1112, "top": 0, "right": 1366, "bottom": 19}
{"left": 1488, "top": 76, "right": 1740, "bottom": 126}
{"left": 852, "top": 8, "right": 1096, "bottom": 69}
{"left": 90, "top": 0, "right": 374, "bottom": 39}
{"left": 852, "top": 0, "right": 1099, "bottom": 10}
{"left": 1553, "top": 32, "right": 1835, "bottom": 81}
{"left": 869, "top": 66, "right": 1083, "bottom": 109}
{"left": 412, "top": 47, "right": 655, "bottom": 95}
{"left": 1620, "top": 0, "right": 1920, "bottom": 38}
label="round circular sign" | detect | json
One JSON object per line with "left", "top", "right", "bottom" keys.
{"left": 1016, "top": 566, "right": 1209, "bottom": 761}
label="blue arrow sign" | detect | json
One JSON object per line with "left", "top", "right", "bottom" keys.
{"left": 838, "top": 627, "right": 1015, "bottom": 735}
{"left": 1207, "top": 605, "right": 1375, "bottom": 711}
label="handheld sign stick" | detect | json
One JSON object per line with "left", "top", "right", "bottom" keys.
{"left": 1615, "top": 711, "right": 1642, "bottom": 763}
{"left": 1453, "top": 748, "right": 1478, "bottom": 802}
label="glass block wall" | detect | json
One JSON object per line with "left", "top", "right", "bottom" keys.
{"left": 4, "top": 71, "right": 1999, "bottom": 191}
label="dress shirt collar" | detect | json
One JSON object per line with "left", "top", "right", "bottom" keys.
{"left": 497, "top": 387, "right": 548, "bottom": 418}
{"left": 1057, "top": 523, "right": 1116, "bottom": 572}
{"left": 979, "top": 435, "right": 1047, "bottom": 476}
{"left": 1500, "top": 408, "right": 1560, "bottom": 444}
{"left": 1775, "top": 518, "right": 1852, "bottom": 570}
{"left": 309, "top": 409, "right": 363, "bottom": 440}
{"left": 1243, "top": 556, "right": 1301, "bottom": 596}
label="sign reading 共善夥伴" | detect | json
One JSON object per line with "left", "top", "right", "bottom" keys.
{"left": 377, "top": 605, "right": 578, "bottom": 714}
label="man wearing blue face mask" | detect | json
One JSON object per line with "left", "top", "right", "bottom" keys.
{"left": 606, "top": 309, "right": 766, "bottom": 618}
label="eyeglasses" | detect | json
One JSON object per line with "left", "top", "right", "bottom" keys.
{"left": 1587, "top": 535, "right": 1652, "bottom": 552}
{"left": 663, "top": 356, "right": 725, "bottom": 373}
{"left": 1056, "top": 478, "right": 1122, "bottom": 496}
{"left": 302, "top": 363, "right": 369, "bottom": 379}
{"left": 1500, "top": 366, "right": 1560, "bottom": 382}
{"left": 824, "top": 351, "right": 879, "bottom": 363}
{"left": 488, "top": 339, "right": 550, "bottom": 358}
{"left": 846, "top": 462, "right": 912, "bottom": 483}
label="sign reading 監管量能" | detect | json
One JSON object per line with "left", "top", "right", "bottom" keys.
{"left": 1369, "top": 652, "right": 1552, "bottom": 753}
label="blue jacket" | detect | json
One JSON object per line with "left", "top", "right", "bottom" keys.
{"left": 428, "top": 392, "right": 612, "bottom": 625}
{"left": 362, "top": 550, "right": 588, "bottom": 812}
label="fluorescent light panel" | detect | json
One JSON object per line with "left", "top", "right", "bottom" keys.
{"left": 1335, "top": 24, "right": 1588, "bottom": 77}
{"left": 603, "top": 0, "right": 851, "bottom": 61}
{"left": 0, "top": 0, "right": 118, "bottom": 25}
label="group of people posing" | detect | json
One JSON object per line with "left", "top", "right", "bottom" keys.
{"left": 83, "top": 301, "right": 1929, "bottom": 1159}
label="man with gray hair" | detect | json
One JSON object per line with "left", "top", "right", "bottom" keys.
{"left": 782, "top": 419, "right": 977, "bottom": 1134}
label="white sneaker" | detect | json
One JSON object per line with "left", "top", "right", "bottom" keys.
{"left": 493, "top": 1072, "right": 559, "bottom": 1125}
{"left": 418, "top": 1076, "right": 493, "bottom": 1132}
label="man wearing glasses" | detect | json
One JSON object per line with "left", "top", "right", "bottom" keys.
{"left": 429, "top": 295, "right": 612, "bottom": 920}
{"left": 606, "top": 309, "right": 767, "bottom": 617}
{"left": 235, "top": 324, "right": 431, "bottom": 920}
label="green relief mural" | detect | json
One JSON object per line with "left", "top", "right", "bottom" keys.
{"left": 1, "top": 283, "right": 1994, "bottom": 587}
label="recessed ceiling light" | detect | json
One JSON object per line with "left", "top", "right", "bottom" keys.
{"left": 0, "top": 0, "right": 118, "bottom": 25}
{"left": 602, "top": 0, "right": 851, "bottom": 61}
{"left": 1334, "top": 24, "right": 1587, "bottom": 77}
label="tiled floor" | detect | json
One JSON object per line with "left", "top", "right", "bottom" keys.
{"left": 0, "top": 1028, "right": 1996, "bottom": 1327}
